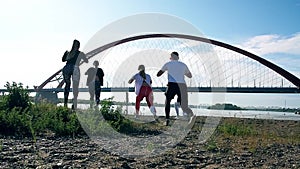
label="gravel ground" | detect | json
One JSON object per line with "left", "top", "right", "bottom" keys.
{"left": 0, "top": 117, "right": 299, "bottom": 168}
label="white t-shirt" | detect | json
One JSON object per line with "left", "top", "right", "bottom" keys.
{"left": 161, "top": 60, "right": 191, "bottom": 84}
{"left": 131, "top": 73, "right": 152, "bottom": 95}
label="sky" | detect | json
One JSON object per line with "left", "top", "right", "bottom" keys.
{"left": 0, "top": 0, "right": 300, "bottom": 108}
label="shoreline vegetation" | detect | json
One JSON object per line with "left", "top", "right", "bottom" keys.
{"left": 0, "top": 82, "right": 299, "bottom": 167}
{"left": 0, "top": 82, "right": 299, "bottom": 139}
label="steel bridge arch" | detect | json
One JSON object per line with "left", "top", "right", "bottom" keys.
{"left": 37, "top": 33, "right": 300, "bottom": 90}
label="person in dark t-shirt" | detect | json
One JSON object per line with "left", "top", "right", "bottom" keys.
{"left": 85, "top": 60, "right": 104, "bottom": 107}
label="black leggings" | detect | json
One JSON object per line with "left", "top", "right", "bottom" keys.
{"left": 62, "top": 64, "right": 80, "bottom": 106}
{"left": 164, "top": 82, "right": 193, "bottom": 119}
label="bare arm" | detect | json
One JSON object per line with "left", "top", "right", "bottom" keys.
{"left": 185, "top": 72, "right": 192, "bottom": 78}
{"left": 185, "top": 66, "right": 192, "bottom": 78}
{"left": 62, "top": 51, "right": 69, "bottom": 62}
{"left": 85, "top": 68, "right": 90, "bottom": 75}
{"left": 128, "top": 78, "right": 134, "bottom": 84}
{"left": 157, "top": 70, "right": 165, "bottom": 77}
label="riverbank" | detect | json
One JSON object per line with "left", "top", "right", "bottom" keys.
{"left": 0, "top": 116, "right": 299, "bottom": 168}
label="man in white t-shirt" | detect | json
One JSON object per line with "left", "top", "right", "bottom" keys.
{"left": 157, "top": 51, "right": 196, "bottom": 127}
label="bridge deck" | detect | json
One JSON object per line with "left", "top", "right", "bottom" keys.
{"left": 1, "top": 87, "right": 299, "bottom": 94}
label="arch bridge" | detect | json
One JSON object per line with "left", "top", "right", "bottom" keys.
{"left": 35, "top": 33, "right": 300, "bottom": 102}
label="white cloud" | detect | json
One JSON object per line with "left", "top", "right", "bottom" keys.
{"left": 234, "top": 33, "right": 300, "bottom": 79}
{"left": 238, "top": 33, "right": 300, "bottom": 55}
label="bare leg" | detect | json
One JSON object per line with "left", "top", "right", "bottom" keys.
{"left": 72, "top": 80, "right": 79, "bottom": 109}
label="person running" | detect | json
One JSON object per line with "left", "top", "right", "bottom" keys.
{"left": 62, "top": 39, "right": 88, "bottom": 109}
{"left": 157, "top": 51, "right": 196, "bottom": 127}
{"left": 85, "top": 60, "right": 104, "bottom": 108}
{"left": 128, "top": 65, "right": 158, "bottom": 121}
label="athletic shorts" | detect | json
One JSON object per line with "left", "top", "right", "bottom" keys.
{"left": 165, "top": 82, "right": 187, "bottom": 102}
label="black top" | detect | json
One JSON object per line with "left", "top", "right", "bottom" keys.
{"left": 85, "top": 67, "right": 104, "bottom": 86}
{"left": 66, "top": 51, "right": 80, "bottom": 66}
{"left": 63, "top": 51, "right": 87, "bottom": 66}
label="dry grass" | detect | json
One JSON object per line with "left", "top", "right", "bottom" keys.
{"left": 211, "top": 117, "right": 300, "bottom": 152}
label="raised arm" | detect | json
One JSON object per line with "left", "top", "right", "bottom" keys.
{"left": 185, "top": 72, "right": 192, "bottom": 78}
{"left": 157, "top": 70, "right": 165, "bottom": 77}
{"left": 128, "top": 77, "right": 134, "bottom": 84}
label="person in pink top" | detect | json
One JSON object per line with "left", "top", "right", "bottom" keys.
{"left": 128, "top": 65, "right": 158, "bottom": 121}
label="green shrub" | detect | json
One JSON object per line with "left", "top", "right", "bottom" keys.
{"left": 76, "top": 109, "right": 116, "bottom": 137}
{"left": 99, "top": 98, "right": 139, "bottom": 134}
{"left": 2, "top": 82, "right": 31, "bottom": 111}
{"left": 0, "top": 96, "right": 159, "bottom": 138}
{"left": 30, "top": 103, "right": 84, "bottom": 137}
{"left": 77, "top": 98, "right": 151, "bottom": 136}
{"left": 0, "top": 108, "right": 32, "bottom": 137}
{"left": 77, "top": 98, "right": 127, "bottom": 136}
{"left": 0, "top": 102, "right": 85, "bottom": 138}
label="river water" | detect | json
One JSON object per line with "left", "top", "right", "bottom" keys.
{"left": 72, "top": 104, "right": 300, "bottom": 121}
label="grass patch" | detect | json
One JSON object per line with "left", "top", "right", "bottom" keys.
{"left": 211, "top": 118, "right": 300, "bottom": 153}
{"left": 218, "top": 123, "right": 257, "bottom": 137}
